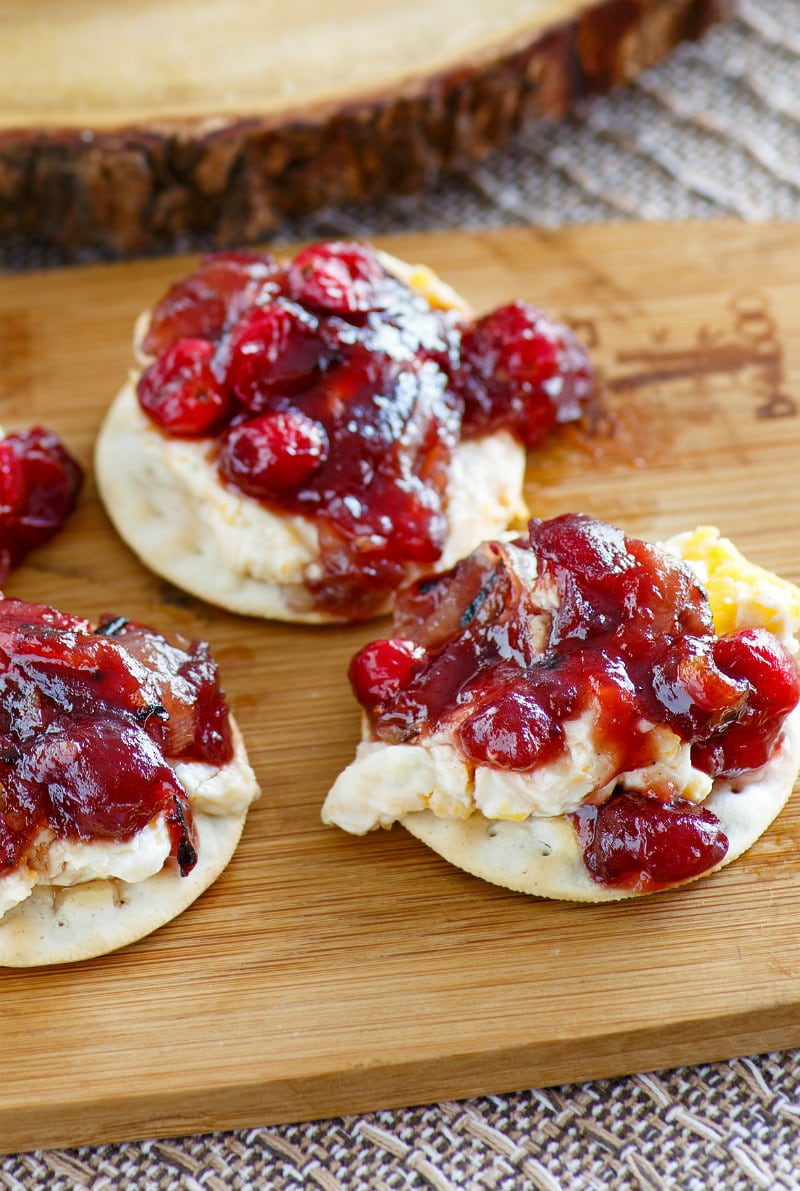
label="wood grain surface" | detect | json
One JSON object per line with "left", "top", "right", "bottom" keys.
{"left": 0, "top": 0, "right": 726, "bottom": 254}
{"left": 2, "top": 221, "right": 800, "bottom": 1154}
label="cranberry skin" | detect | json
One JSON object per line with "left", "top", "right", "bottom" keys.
{"left": 0, "top": 428, "right": 83, "bottom": 582}
{"left": 0, "top": 597, "right": 89, "bottom": 646}
{"left": 349, "top": 638, "right": 426, "bottom": 707}
{"left": 715, "top": 628, "right": 800, "bottom": 716}
{"left": 219, "top": 411, "right": 329, "bottom": 496}
{"left": 287, "top": 242, "right": 388, "bottom": 317}
{"left": 456, "top": 302, "right": 593, "bottom": 446}
{"left": 20, "top": 717, "right": 185, "bottom": 836}
{"left": 530, "top": 514, "right": 631, "bottom": 587}
{"left": 137, "top": 338, "right": 234, "bottom": 437}
{"left": 575, "top": 791, "right": 729, "bottom": 890}
{"left": 651, "top": 635, "right": 747, "bottom": 742}
{"left": 0, "top": 442, "right": 25, "bottom": 522}
{"left": 693, "top": 629, "right": 800, "bottom": 776}
{"left": 111, "top": 622, "right": 233, "bottom": 765}
{"left": 141, "top": 250, "right": 279, "bottom": 357}
{"left": 222, "top": 301, "right": 325, "bottom": 409}
{"left": 458, "top": 689, "right": 562, "bottom": 770}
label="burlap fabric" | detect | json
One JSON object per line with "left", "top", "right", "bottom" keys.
{"left": 4, "top": 0, "right": 800, "bottom": 1185}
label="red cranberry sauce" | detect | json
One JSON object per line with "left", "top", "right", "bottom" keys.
{"left": 573, "top": 792, "right": 729, "bottom": 891}
{"left": 136, "top": 242, "right": 592, "bottom": 619}
{"left": 0, "top": 427, "right": 83, "bottom": 583}
{"left": 0, "top": 599, "right": 235, "bottom": 879}
{"left": 349, "top": 514, "right": 800, "bottom": 889}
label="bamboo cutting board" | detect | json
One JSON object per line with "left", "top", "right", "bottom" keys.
{"left": 2, "top": 222, "right": 800, "bottom": 1154}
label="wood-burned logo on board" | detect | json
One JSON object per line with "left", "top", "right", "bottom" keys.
{"left": 572, "top": 293, "right": 797, "bottom": 421}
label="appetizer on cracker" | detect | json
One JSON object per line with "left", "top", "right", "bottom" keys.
{"left": 0, "top": 596, "right": 258, "bottom": 965}
{"left": 322, "top": 516, "right": 800, "bottom": 900}
{"left": 95, "top": 241, "right": 591, "bottom": 623}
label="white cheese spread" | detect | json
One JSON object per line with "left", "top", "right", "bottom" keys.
{"left": 322, "top": 713, "right": 713, "bottom": 836}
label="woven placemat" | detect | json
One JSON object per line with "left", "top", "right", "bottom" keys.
{"left": 5, "top": 0, "right": 800, "bottom": 1185}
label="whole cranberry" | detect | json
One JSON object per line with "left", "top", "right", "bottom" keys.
{"left": 137, "top": 338, "right": 234, "bottom": 437}
{"left": 222, "top": 301, "right": 324, "bottom": 409}
{"left": 286, "top": 242, "right": 389, "bottom": 317}
{"left": 693, "top": 628, "right": 800, "bottom": 776}
{"left": 458, "top": 689, "right": 561, "bottom": 770}
{"left": 714, "top": 628, "right": 800, "bottom": 717}
{"left": 219, "top": 411, "right": 329, "bottom": 497}
{"left": 0, "top": 428, "right": 83, "bottom": 583}
{"left": 349, "top": 638, "right": 426, "bottom": 707}
{"left": 456, "top": 301, "right": 593, "bottom": 446}
{"left": 576, "top": 791, "right": 729, "bottom": 889}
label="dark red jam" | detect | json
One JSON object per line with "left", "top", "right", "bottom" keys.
{"left": 573, "top": 793, "right": 729, "bottom": 890}
{"left": 349, "top": 514, "right": 800, "bottom": 890}
{"left": 136, "top": 242, "right": 592, "bottom": 620}
{"left": 0, "top": 598, "right": 234, "bottom": 880}
{"left": 0, "top": 427, "right": 83, "bottom": 583}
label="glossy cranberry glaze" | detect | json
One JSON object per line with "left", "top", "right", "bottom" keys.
{"left": 349, "top": 514, "right": 800, "bottom": 888}
{"left": 137, "top": 242, "right": 592, "bottom": 619}
{"left": 0, "top": 599, "right": 234, "bottom": 879}
{"left": 573, "top": 792, "right": 729, "bottom": 891}
{"left": 0, "top": 427, "right": 83, "bottom": 583}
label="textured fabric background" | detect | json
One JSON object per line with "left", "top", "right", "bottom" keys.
{"left": 5, "top": 0, "right": 800, "bottom": 1185}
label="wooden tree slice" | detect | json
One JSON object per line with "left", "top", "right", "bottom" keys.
{"left": 0, "top": 0, "right": 728, "bottom": 256}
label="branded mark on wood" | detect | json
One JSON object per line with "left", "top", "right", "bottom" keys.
{"left": 578, "top": 293, "right": 797, "bottom": 421}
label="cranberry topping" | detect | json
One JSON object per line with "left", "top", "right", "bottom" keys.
{"left": 453, "top": 302, "right": 593, "bottom": 447}
{"left": 0, "top": 427, "right": 83, "bottom": 582}
{"left": 348, "top": 638, "right": 426, "bottom": 713}
{"left": 220, "top": 411, "right": 329, "bottom": 497}
{"left": 279, "top": 352, "right": 461, "bottom": 619}
{"left": 222, "top": 301, "right": 328, "bottom": 408}
{"left": 137, "top": 338, "right": 235, "bottom": 438}
{"left": 0, "top": 599, "right": 235, "bottom": 880}
{"left": 692, "top": 628, "right": 800, "bottom": 776}
{"left": 458, "top": 687, "right": 563, "bottom": 770}
{"left": 573, "top": 791, "right": 729, "bottom": 891}
{"left": 349, "top": 514, "right": 800, "bottom": 887}
{"left": 137, "top": 242, "right": 593, "bottom": 619}
{"left": 7, "top": 718, "right": 197, "bottom": 870}
{"left": 97, "top": 617, "right": 233, "bottom": 765}
{"left": 141, "top": 249, "right": 280, "bottom": 358}
{"left": 286, "top": 242, "right": 392, "bottom": 317}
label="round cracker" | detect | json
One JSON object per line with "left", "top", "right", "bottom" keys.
{"left": 0, "top": 720, "right": 258, "bottom": 966}
{"left": 95, "top": 250, "right": 528, "bottom": 624}
{"left": 400, "top": 706, "right": 800, "bottom": 901}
